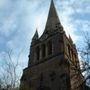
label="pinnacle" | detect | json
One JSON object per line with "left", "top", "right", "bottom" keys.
{"left": 32, "top": 29, "right": 39, "bottom": 40}
{"left": 44, "top": 0, "right": 62, "bottom": 33}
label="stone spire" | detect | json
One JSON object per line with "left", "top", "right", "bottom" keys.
{"left": 69, "top": 35, "right": 73, "bottom": 43}
{"left": 32, "top": 29, "right": 39, "bottom": 41}
{"left": 44, "top": 0, "right": 62, "bottom": 33}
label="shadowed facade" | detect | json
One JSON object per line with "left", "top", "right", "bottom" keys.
{"left": 20, "top": 0, "right": 84, "bottom": 90}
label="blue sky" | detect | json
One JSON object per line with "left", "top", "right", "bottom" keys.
{"left": 0, "top": 0, "right": 90, "bottom": 75}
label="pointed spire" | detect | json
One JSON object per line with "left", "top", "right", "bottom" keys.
{"left": 32, "top": 29, "right": 39, "bottom": 41}
{"left": 48, "top": 0, "right": 58, "bottom": 17}
{"left": 44, "top": 0, "right": 62, "bottom": 33}
{"left": 69, "top": 35, "right": 73, "bottom": 43}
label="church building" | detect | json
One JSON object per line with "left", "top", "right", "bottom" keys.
{"left": 20, "top": 0, "right": 85, "bottom": 90}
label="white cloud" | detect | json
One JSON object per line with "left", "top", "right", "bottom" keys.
{"left": 74, "top": 20, "right": 90, "bottom": 31}
{"left": 0, "top": 0, "right": 6, "bottom": 7}
{"left": 0, "top": 17, "right": 17, "bottom": 37}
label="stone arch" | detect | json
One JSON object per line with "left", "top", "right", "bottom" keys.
{"left": 41, "top": 44, "right": 46, "bottom": 58}
{"left": 36, "top": 46, "right": 40, "bottom": 60}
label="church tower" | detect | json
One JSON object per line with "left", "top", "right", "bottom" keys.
{"left": 20, "top": 0, "right": 83, "bottom": 90}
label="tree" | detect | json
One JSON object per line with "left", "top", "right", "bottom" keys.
{"left": 78, "top": 32, "right": 90, "bottom": 86}
{"left": 0, "top": 49, "right": 23, "bottom": 90}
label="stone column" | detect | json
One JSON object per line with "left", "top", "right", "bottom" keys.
{"left": 40, "top": 46, "right": 42, "bottom": 60}
{"left": 46, "top": 44, "right": 48, "bottom": 57}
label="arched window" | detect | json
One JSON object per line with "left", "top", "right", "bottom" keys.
{"left": 47, "top": 41, "right": 52, "bottom": 55}
{"left": 42, "top": 44, "right": 46, "bottom": 58}
{"left": 68, "top": 45, "right": 71, "bottom": 57}
{"left": 36, "top": 46, "right": 40, "bottom": 60}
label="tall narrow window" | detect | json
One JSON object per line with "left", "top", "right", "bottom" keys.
{"left": 47, "top": 41, "right": 52, "bottom": 55}
{"left": 42, "top": 44, "right": 46, "bottom": 58}
{"left": 68, "top": 45, "right": 71, "bottom": 57}
{"left": 36, "top": 46, "right": 40, "bottom": 60}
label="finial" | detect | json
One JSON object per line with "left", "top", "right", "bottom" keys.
{"left": 32, "top": 29, "right": 39, "bottom": 41}
{"left": 69, "top": 35, "right": 73, "bottom": 43}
